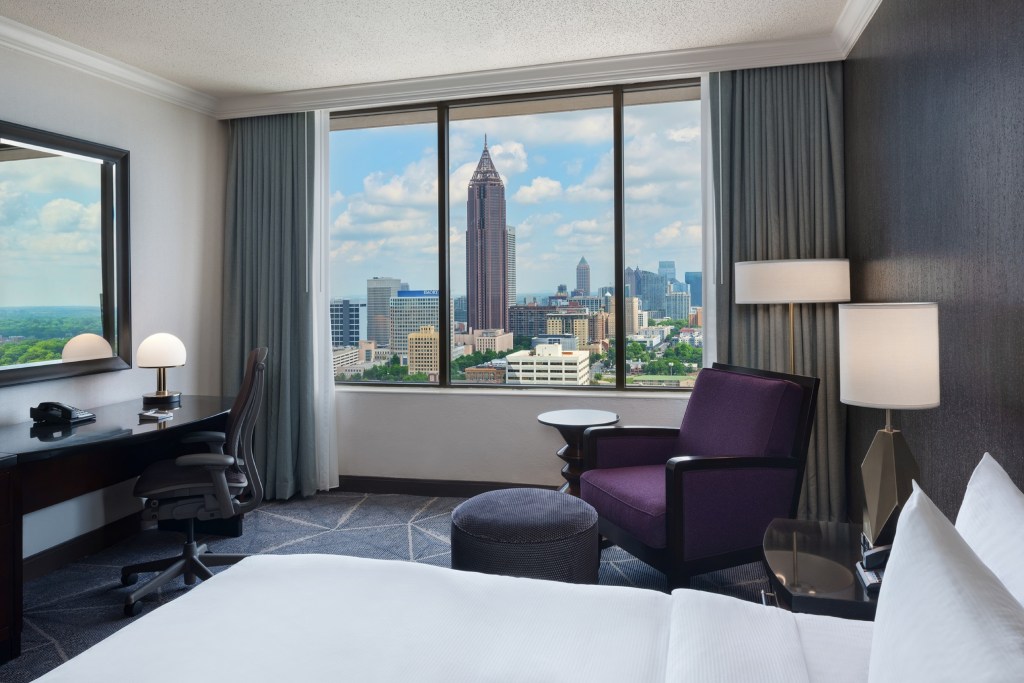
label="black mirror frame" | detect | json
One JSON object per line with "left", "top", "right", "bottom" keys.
{"left": 0, "top": 119, "right": 131, "bottom": 387}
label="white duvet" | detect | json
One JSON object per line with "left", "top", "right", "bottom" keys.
{"left": 37, "top": 554, "right": 872, "bottom": 682}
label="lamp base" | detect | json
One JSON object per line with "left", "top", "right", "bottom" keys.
{"left": 861, "top": 428, "right": 919, "bottom": 547}
{"left": 142, "top": 390, "right": 181, "bottom": 407}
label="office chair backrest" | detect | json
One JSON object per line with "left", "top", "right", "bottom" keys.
{"left": 228, "top": 347, "right": 268, "bottom": 515}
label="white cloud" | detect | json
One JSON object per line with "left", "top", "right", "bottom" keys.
{"left": 488, "top": 141, "right": 528, "bottom": 174}
{"left": 363, "top": 156, "right": 438, "bottom": 206}
{"left": 513, "top": 176, "right": 562, "bottom": 204}
{"left": 667, "top": 127, "right": 701, "bottom": 143}
{"left": 39, "top": 198, "right": 99, "bottom": 233}
{"left": 329, "top": 190, "right": 345, "bottom": 206}
{"left": 653, "top": 221, "right": 702, "bottom": 249}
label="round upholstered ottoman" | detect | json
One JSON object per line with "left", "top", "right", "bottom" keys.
{"left": 450, "top": 487, "right": 599, "bottom": 584}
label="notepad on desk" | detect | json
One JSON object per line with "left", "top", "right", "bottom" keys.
{"left": 138, "top": 409, "right": 174, "bottom": 422}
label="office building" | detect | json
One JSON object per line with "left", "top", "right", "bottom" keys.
{"left": 407, "top": 325, "right": 439, "bottom": 375}
{"left": 453, "top": 328, "right": 513, "bottom": 354}
{"left": 684, "top": 271, "right": 703, "bottom": 308}
{"left": 545, "top": 309, "right": 591, "bottom": 348}
{"left": 624, "top": 297, "right": 641, "bottom": 337}
{"left": 658, "top": 260, "right": 676, "bottom": 282}
{"left": 453, "top": 295, "right": 468, "bottom": 324}
{"left": 367, "top": 276, "right": 406, "bottom": 347}
{"left": 507, "top": 226, "right": 516, "bottom": 309}
{"left": 666, "top": 291, "right": 691, "bottom": 321}
{"left": 389, "top": 290, "right": 439, "bottom": 357}
{"left": 505, "top": 343, "right": 590, "bottom": 386}
{"left": 509, "top": 304, "right": 557, "bottom": 339}
{"left": 329, "top": 299, "right": 364, "bottom": 348}
{"left": 575, "top": 256, "right": 590, "bottom": 296}
{"left": 531, "top": 333, "right": 578, "bottom": 351}
{"left": 466, "top": 140, "right": 508, "bottom": 331}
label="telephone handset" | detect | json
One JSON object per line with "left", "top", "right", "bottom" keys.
{"left": 30, "top": 401, "right": 96, "bottom": 425}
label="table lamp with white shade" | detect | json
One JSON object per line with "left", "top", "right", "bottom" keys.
{"left": 137, "top": 333, "right": 186, "bottom": 406}
{"left": 839, "top": 303, "right": 940, "bottom": 547}
{"left": 62, "top": 333, "right": 113, "bottom": 362}
{"left": 734, "top": 259, "right": 850, "bottom": 372}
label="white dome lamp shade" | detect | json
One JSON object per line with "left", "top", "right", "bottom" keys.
{"left": 137, "top": 333, "right": 186, "bottom": 406}
{"left": 62, "top": 333, "right": 113, "bottom": 362}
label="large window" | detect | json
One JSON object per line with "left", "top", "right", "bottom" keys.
{"left": 328, "top": 83, "right": 702, "bottom": 389}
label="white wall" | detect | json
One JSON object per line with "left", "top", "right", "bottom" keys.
{"left": 336, "top": 387, "right": 689, "bottom": 486}
{"left": 0, "top": 45, "right": 226, "bottom": 555}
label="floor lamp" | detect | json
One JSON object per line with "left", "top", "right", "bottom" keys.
{"left": 839, "top": 303, "right": 940, "bottom": 547}
{"left": 734, "top": 259, "right": 850, "bottom": 373}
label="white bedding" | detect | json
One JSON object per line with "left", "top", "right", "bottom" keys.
{"left": 37, "top": 554, "right": 871, "bottom": 682}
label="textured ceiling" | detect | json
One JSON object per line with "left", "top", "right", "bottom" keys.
{"left": 0, "top": 0, "right": 849, "bottom": 98}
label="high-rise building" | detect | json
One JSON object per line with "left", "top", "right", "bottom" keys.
{"left": 684, "top": 271, "right": 703, "bottom": 308}
{"left": 367, "top": 276, "right": 406, "bottom": 346}
{"left": 624, "top": 296, "right": 641, "bottom": 337}
{"left": 546, "top": 309, "right": 591, "bottom": 348}
{"left": 466, "top": 139, "right": 508, "bottom": 331}
{"left": 389, "top": 290, "right": 439, "bottom": 357}
{"left": 453, "top": 295, "right": 468, "bottom": 323}
{"left": 509, "top": 304, "right": 558, "bottom": 339}
{"left": 575, "top": 257, "right": 590, "bottom": 296}
{"left": 666, "top": 291, "right": 692, "bottom": 320}
{"left": 329, "top": 299, "right": 364, "bottom": 348}
{"left": 507, "top": 226, "right": 517, "bottom": 308}
{"left": 635, "top": 268, "right": 669, "bottom": 318}
{"left": 407, "top": 326, "right": 439, "bottom": 376}
{"left": 658, "top": 260, "right": 677, "bottom": 282}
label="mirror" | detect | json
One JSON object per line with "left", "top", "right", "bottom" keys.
{"left": 0, "top": 119, "right": 130, "bottom": 387}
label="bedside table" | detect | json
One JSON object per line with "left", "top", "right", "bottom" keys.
{"left": 762, "top": 518, "right": 877, "bottom": 621}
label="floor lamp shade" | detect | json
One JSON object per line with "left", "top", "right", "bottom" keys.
{"left": 734, "top": 259, "right": 851, "bottom": 304}
{"left": 137, "top": 333, "right": 186, "bottom": 406}
{"left": 734, "top": 259, "right": 850, "bottom": 372}
{"left": 839, "top": 303, "right": 940, "bottom": 546}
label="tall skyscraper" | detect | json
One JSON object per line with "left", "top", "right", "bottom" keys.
{"left": 466, "top": 139, "right": 508, "bottom": 331}
{"left": 389, "top": 290, "right": 439, "bottom": 357}
{"left": 367, "top": 276, "right": 406, "bottom": 346}
{"left": 329, "top": 299, "right": 364, "bottom": 348}
{"left": 507, "top": 226, "right": 517, "bottom": 308}
{"left": 658, "top": 260, "right": 677, "bottom": 282}
{"left": 684, "top": 271, "right": 703, "bottom": 308}
{"left": 575, "top": 257, "right": 590, "bottom": 296}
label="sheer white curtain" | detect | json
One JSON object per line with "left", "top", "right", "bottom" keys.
{"left": 311, "top": 110, "right": 339, "bottom": 491}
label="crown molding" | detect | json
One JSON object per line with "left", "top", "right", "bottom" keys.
{"left": 834, "top": 0, "right": 884, "bottom": 57}
{"left": 214, "top": 33, "right": 846, "bottom": 119}
{"left": 0, "top": 16, "right": 217, "bottom": 116}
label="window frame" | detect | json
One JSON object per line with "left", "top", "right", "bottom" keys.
{"left": 330, "top": 78, "right": 702, "bottom": 391}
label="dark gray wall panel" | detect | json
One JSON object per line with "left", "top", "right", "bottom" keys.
{"left": 844, "top": 0, "right": 1024, "bottom": 518}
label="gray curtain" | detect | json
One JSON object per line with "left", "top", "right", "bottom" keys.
{"left": 223, "top": 112, "right": 318, "bottom": 500}
{"left": 710, "top": 63, "right": 846, "bottom": 521}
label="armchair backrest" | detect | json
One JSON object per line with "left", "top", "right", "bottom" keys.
{"left": 228, "top": 347, "right": 268, "bottom": 514}
{"left": 677, "top": 364, "right": 818, "bottom": 461}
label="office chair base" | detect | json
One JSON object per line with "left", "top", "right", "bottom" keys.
{"left": 122, "top": 522, "right": 248, "bottom": 617}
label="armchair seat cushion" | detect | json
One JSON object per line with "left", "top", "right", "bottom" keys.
{"left": 581, "top": 465, "right": 666, "bottom": 549}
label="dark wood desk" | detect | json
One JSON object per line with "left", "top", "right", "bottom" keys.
{"left": 0, "top": 395, "right": 232, "bottom": 662}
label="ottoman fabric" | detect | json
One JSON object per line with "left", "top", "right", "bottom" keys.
{"left": 451, "top": 488, "right": 599, "bottom": 584}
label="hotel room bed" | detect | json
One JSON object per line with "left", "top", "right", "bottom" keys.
{"left": 36, "top": 553, "right": 872, "bottom": 683}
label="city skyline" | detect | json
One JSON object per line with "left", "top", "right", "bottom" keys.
{"left": 328, "top": 96, "right": 702, "bottom": 301}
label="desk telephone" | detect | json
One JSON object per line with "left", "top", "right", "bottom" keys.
{"left": 30, "top": 401, "right": 95, "bottom": 425}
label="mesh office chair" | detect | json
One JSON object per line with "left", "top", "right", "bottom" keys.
{"left": 121, "top": 347, "right": 268, "bottom": 616}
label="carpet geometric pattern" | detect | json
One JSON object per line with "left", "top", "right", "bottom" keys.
{"left": 2, "top": 491, "right": 771, "bottom": 682}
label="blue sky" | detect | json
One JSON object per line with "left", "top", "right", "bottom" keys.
{"left": 329, "top": 97, "right": 702, "bottom": 302}
{"left": 0, "top": 152, "right": 103, "bottom": 307}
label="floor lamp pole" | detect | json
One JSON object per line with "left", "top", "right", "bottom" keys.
{"left": 788, "top": 301, "right": 795, "bottom": 374}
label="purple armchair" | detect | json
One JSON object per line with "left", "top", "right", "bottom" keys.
{"left": 579, "top": 363, "right": 819, "bottom": 588}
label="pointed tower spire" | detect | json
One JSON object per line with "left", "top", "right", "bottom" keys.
{"left": 470, "top": 138, "right": 503, "bottom": 186}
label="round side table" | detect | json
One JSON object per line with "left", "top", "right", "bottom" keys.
{"left": 537, "top": 409, "right": 619, "bottom": 496}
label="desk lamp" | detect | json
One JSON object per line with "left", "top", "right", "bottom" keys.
{"left": 137, "top": 333, "right": 186, "bottom": 406}
{"left": 839, "top": 303, "right": 940, "bottom": 547}
{"left": 734, "top": 259, "right": 850, "bottom": 372}
{"left": 62, "top": 333, "right": 113, "bottom": 362}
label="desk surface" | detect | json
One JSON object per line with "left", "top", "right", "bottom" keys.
{"left": 1, "top": 395, "right": 233, "bottom": 463}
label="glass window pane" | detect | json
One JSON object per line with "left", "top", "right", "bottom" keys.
{"left": 448, "top": 94, "right": 614, "bottom": 387}
{"left": 329, "top": 113, "right": 440, "bottom": 384}
{"left": 622, "top": 86, "right": 703, "bottom": 389}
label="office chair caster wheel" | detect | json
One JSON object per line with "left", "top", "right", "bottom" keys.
{"left": 121, "top": 572, "right": 138, "bottom": 587}
{"left": 124, "top": 601, "right": 142, "bottom": 618}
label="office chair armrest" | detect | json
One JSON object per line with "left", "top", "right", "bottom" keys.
{"left": 665, "top": 455, "right": 803, "bottom": 566}
{"left": 180, "top": 430, "right": 227, "bottom": 454}
{"left": 582, "top": 426, "right": 680, "bottom": 470}
{"left": 175, "top": 453, "right": 235, "bottom": 468}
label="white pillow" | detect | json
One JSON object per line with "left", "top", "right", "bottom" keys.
{"left": 868, "top": 482, "right": 1024, "bottom": 683}
{"left": 956, "top": 452, "right": 1024, "bottom": 605}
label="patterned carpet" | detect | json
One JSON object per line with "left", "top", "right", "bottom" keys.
{"left": 3, "top": 491, "right": 771, "bottom": 682}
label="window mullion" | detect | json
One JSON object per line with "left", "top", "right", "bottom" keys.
{"left": 613, "top": 87, "right": 626, "bottom": 390}
{"left": 437, "top": 104, "right": 451, "bottom": 386}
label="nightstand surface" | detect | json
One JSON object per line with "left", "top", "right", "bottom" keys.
{"left": 763, "top": 518, "right": 878, "bottom": 621}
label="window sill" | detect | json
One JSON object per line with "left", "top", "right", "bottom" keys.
{"left": 334, "top": 384, "right": 692, "bottom": 400}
